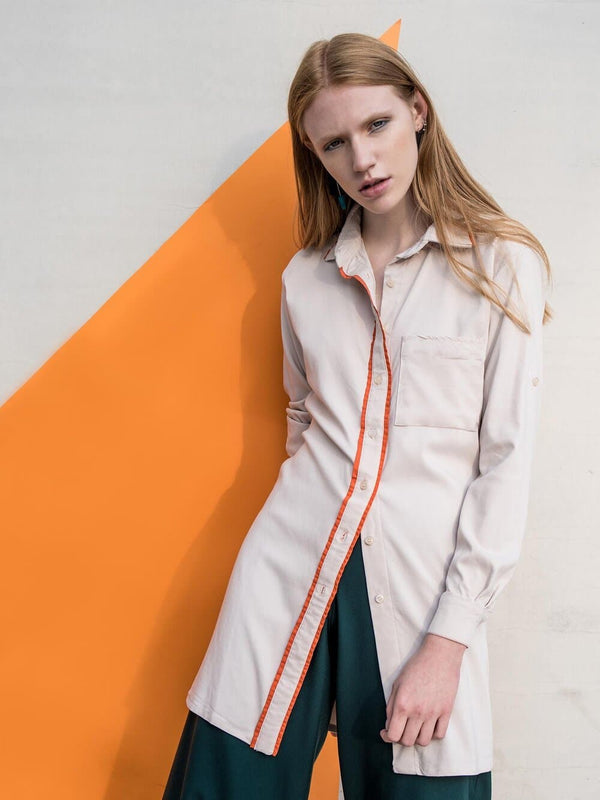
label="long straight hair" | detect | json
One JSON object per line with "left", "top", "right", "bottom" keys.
{"left": 287, "top": 33, "right": 553, "bottom": 330}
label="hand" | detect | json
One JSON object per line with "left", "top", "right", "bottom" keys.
{"left": 380, "top": 633, "right": 466, "bottom": 747}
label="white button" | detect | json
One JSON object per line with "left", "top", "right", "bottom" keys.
{"left": 532, "top": 376, "right": 539, "bottom": 386}
{"left": 385, "top": 276, "right": 394, "bottom": 288}
{"left": 374, "top": 593, "right": 384, "bottom": 604}
{"left": 368, "top": 428, "right": 377, "bottom": 439}
{"left": 364, "top": 536, "right": 374, "bottom": 545}
{"left": 374, "top": 373, "right": 383, "bottom": 385}
{"left": 339, "top": 528, "right": 350, "bottom": 542}
{"left": 359, "top": 479, "right": 368, "bottom": 491}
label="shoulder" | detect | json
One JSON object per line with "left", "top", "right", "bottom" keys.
{"left": 281, "top": 242, "right": 330, "bottom": 287}
{"left": 471, "top": 235, "right": 546, "bottom": 295}
{"left": 487, "top": 237, "right": 546, "bottom": 284}
{"left": 483, "top": 237, "right": 548, "bottom": 329}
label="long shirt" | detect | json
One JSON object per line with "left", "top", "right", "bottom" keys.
{"left": 186, "top": 201, "right": 546, "bottom": 776}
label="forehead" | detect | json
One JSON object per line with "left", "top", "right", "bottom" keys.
{"left": 302, "top": 84, "right": 406, "bottom": 139}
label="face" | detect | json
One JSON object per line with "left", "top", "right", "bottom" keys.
{"left": 302, "top": 83, "right": 427, "bottom": 221}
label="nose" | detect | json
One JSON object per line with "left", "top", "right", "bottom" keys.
{"left": 351, "top": 137, "right": 376, "bottom": 173}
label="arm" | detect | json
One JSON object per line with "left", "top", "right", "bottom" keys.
{"left": 426, "top": 240, "right": 546, "bottom": 647}
{"left": 381, "top": 241, "right": 547, "bottom": 747}
{"left": 281, "top": 275, "right": 312, "bottom": 458}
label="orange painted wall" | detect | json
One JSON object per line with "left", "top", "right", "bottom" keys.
{"left": 0, "top": 21, "right": 400, "bottom": 799}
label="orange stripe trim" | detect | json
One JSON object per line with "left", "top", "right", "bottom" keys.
{"left": 251, "top": 273, "right": 376, "bottom": 750}
{"left": 270, "top": 271, "right": 394, "bottom": 754}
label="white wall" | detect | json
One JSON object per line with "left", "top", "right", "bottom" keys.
{"left": 1, "top": 1, "right": 598, "bottom": 797}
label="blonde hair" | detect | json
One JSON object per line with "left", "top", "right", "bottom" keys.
{"left": 287, "top": 33, "right": 553, "bottom": 330}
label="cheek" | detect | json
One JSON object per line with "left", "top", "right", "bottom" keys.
{"left": 395, "top": 134, "right": 419, "bottom": 175}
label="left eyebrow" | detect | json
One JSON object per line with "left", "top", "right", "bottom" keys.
{"left": 316, "top": 109, "right": 394, "bottom": 146}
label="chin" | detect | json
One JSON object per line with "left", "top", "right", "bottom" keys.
{"left": 366, "top": 198, "right": 403, "bottom": 215}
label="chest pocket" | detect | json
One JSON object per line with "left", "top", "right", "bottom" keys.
{"left": 394, "top": 335, "right": 486, "bottom": 431}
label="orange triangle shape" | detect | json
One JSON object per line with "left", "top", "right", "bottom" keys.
{"left": 0, "top": 20, "right": 401, "bottom": 798}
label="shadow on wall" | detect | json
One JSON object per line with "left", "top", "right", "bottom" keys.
{"left": 100, "top": 124, "right": 340, "bottom": 799}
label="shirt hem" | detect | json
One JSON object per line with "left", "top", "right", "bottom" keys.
{"left": 186, "top": 694, "right": 260, "bottom": 751}
{"left": 393, "top": 746, "right": 493, "bottom": 777}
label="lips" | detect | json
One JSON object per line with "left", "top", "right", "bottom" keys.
{"left": 359, "top": 177, "right": 391, "bottom": 198}
{"left": 360, "top": 177, "right": 387, "bottom": 191}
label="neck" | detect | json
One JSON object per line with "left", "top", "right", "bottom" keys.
{"left": 360, "top": 193, "right": 428, "bottom": 257}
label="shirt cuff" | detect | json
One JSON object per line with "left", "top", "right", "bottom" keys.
{"left": 427, "top": 591, "right": 491, "bottom": 648}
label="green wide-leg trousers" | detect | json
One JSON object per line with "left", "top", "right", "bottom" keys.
{"left": 162, "top": 538, "right": 492, "bottom": 800}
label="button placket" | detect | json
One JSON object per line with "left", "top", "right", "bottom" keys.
{"left": 254, "top": 218, "right": 439, "bottom": 757}
{"left": 319, "top": 278, "right": 392, "bottom": 655}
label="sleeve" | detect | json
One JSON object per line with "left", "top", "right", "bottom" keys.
{"left": 426, "top": 241, "right": 547, "bottom": 647}
{"left": 280, "top": 274, "right": 312, "bottom": 458}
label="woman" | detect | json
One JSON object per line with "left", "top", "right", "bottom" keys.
{"left": 162, "top": 32, "right": 552, "bottom": 800}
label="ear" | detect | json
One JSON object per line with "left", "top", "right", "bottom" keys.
{"left": 302, "top": 135, "right": 316, "bottom": 154}
{"left": 411, "top": 89, "right": 429, "bottom": 129}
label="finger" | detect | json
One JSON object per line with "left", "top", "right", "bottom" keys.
{"left": 380, "top": 728, "right": 392, "bottom": 742}
{"left": 380, "top": 726, "right": 404, "bottom": 744}
{"left": 433, "top": 713, "right": 450, "bottom": 740}
{"left": 385, "top": 686, "right": 398, "bottom": 728}
{"left": 399, "top": 716, "right": 424, "bottom": 747}
{"left": 382, "top": 711, "right": 408, "bottom": 743}
{"left": 415, "top": 717, "right": 437, "bottom": 746}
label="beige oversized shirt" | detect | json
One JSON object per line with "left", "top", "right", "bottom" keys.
{"left": 186, "top": 202, "right": 546, "bottom": 776}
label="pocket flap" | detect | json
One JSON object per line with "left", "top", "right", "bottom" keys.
{"left": 401, "top": 335, "right": 485, "bottom": 361}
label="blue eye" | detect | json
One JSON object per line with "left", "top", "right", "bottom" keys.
{"left": 323, "top": 119, "right": 388, "bottom": 152}
{"left": 371, "top": 119, "right": 388, "bottom": 131}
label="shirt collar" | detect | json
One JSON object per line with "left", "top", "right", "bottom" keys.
{"left": 322, "top": 203, "right": 473, "bottom": 270}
